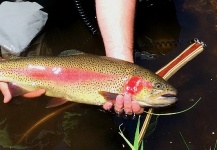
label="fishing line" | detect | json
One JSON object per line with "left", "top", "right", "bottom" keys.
{"left": 143, "top": 97, "right": 201, "bottom": 116}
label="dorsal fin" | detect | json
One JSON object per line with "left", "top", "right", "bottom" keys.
{"left": 58, "top": 49, "right": 85, "bottom": 56}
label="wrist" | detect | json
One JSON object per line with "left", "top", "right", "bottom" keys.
{"left": 105, "top": 48, "right": 134, "bottom": 63}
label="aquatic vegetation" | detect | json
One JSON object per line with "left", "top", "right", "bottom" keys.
{"left": 138, "top": 43, "right": 205, "bottom": 143}
{"left": 213, "top": 140, "right": 217, "bottom": 150}
{"left": 138, "top": 109, "right": 159, "bottom": 144}
{"left": 179, "top": 131, "right": 190, "bottom": 150}
{"left": 137, "top": 42, "right": 204, "bottom": 146}
{"left": 17, "top": 103, "right": 76, "bottom": 144}
{"left": 0, "top": 119, "right": 27, "bottom": 149}
{"left": 119, "top": 97, "right": 200, "bottom": 150}
{"left": 179, "top": 131, "right": 217, "bottom": 150}
{"left": 119, "top": 116, "right": 144, "bottom": 150}
{"left": 62, "top": 111, "right": 82, "bottom": 146}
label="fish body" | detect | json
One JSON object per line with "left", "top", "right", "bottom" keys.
{"left": 0, "top": 54, "right": 177, "bottom": 107}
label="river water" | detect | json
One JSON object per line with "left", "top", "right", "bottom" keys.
{"left": 0, "top": 0, "right": 216, "bottom": 149}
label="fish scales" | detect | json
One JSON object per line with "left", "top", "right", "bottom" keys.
{"left": 0, "top": 54, "right": 177, "bottom": 107}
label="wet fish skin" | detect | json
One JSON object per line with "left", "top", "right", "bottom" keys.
{"left": 0, "top": 54, "right": 177, "bottom": 107}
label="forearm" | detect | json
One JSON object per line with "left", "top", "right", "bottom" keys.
{"left": 95, "top": 0, "right": 136, "bottom": 63}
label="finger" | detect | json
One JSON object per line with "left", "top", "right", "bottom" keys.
{"left": 114, "top": 95, "right": 124, "bottom": 114}
{"left": 103, "top": 101, "right": 113, "bottom": 110}
{"left": 23, "top": 89, "right": 46, "bottom": 98}
{"left": 132, "top": 100, "right": 144, "bottom": 114}
{"left": 0, "top": 82, "right": 12, "bottom": 103}
{"left": 123, "top": 94, "right": 133, "bottom": 115}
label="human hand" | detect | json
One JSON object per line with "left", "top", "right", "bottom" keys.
{"left": 103, "top": 94, "right": 144, "bottom": 115}
{"left": 0, "top": 82, "right": 45, "bottom": 103}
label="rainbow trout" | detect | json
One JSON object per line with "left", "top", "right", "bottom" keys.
{"left": 0, "top": 54, "right": 177, "bottom": 107}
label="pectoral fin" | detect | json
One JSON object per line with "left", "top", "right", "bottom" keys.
{"left": 8, "top": 82, "right": 30, "bottom": 97}
{"left": 46, "top": 98, "right": 69, "bottom": 108}
{"left": 98, "top": 91, "right": 119, "bottom": 101}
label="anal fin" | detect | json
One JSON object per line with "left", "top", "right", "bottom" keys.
{"left": 46, "top": 98, "right": 69, "bottom": 108}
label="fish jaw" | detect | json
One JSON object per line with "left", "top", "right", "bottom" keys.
{"left": 135, "top": 89, "right": 177, "bottom": 107}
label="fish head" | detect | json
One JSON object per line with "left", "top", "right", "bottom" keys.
{"left": 123, "top": 75, "right": 177, "bottom": 107}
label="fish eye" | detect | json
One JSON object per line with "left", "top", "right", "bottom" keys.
{"left": 154, "top": 83, "right": 163, "bottom": 89}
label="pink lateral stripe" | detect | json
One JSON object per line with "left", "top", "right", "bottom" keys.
{"left": 2, "top": 66, "right": 117, "bottom": 83}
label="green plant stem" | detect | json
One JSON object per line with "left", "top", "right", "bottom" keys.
{"left": 118, "top": 124, "right": 136, "bottom": 150}
{"left": 143, "top": 98, "right": 201, "bottom": 116}
{"left": 214, "top": 139, "right": 217, "bottom": 150}
{"left": 179, "top": 131, "right": 190, "bottom": 150}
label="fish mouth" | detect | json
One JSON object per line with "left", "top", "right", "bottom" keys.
{"left": 158, "top": 92, "right": 178, "bottom": 106}
{"left": 161, "top": 93, "right": 177, "bottom": 99}
{"left": 137, "top": 91, "right": 177, "bottom": 107}
{"left": 161, "top": 92, "right": 178, "bottom": 101}
{"left": 137, "top": 100, "right": 175, "bottom": 107}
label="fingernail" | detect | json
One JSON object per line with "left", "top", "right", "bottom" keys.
{"left": 125, "top": 111, "right": 133, "bottom": 115}
{"left": 132, "top": 113, "right": 136, "bottom": 119}
{"left": 115, "top": 108, "right": 124, "bottom": 114}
